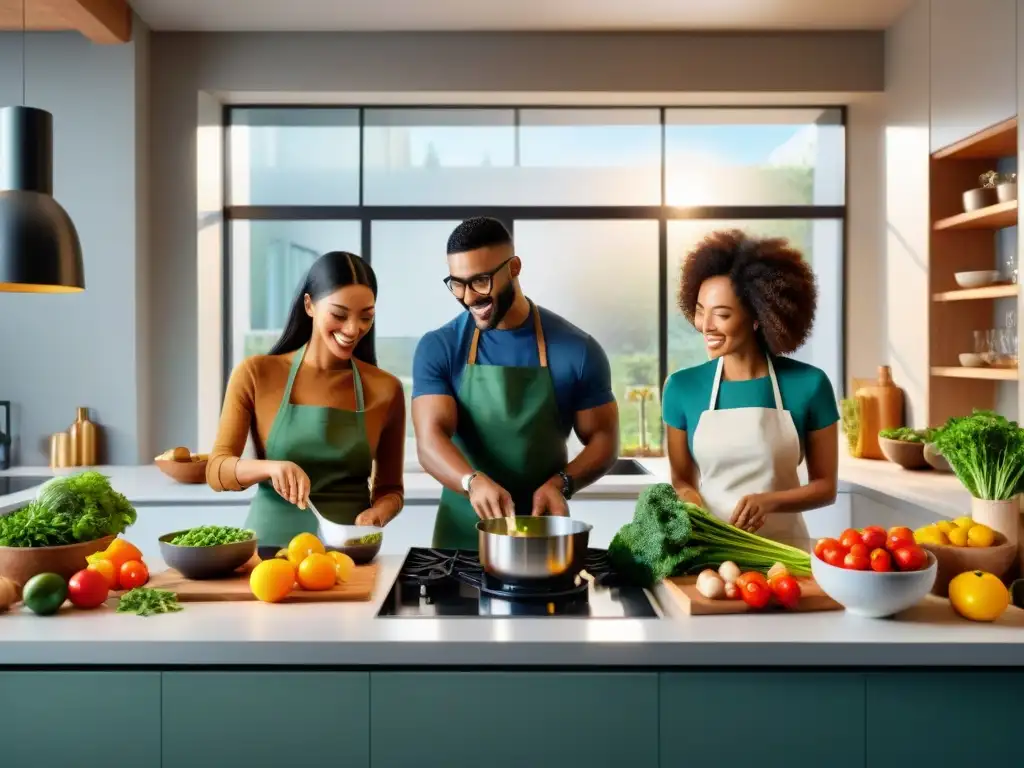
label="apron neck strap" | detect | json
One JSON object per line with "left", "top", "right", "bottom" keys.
{"left": 468, "top": 301, "right": 548, "bottom": 367}
{"left": 285, "top": 344, "right": 366, "bottom": 412}
{"left": 708, "top": 354, "right": 784, "bottom": 411}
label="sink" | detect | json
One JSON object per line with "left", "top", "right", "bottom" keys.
{"left": 606, "top": 458, "right": 651, "bottom": 476}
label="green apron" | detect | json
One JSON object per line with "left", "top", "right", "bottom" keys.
{"left": 433, "top": 303, "right": 569, "bottom": 550}
{"left": 246, "top": 345, "right": 373, "bottom": 556}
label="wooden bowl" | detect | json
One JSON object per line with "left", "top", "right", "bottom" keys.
{"left": 156, "top": 459, "right": 208, "bottom": 484}
{"left": 879, "top": 437, "right": 929, "bottom": 470}
{"left": 0, "top": 535, "right": 115, "bottom": 587}
{"left": 920, "top": 533, "right": 1018, "bottom": 596}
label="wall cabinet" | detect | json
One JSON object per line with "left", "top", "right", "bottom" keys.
{"left": 930, "top": 0, "right": 1017, "bottom": 152}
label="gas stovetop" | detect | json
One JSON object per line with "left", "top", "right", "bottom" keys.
{"left": 376, "top": 547, "right": 659, "bottom": 618}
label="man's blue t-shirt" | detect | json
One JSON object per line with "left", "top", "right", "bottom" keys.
{"left": 412, "top": 306, "right": 615, "bottom": 431}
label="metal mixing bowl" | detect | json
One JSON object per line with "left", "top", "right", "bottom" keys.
{"left": 477, "top": 516, "right": 592, "bottom": 582}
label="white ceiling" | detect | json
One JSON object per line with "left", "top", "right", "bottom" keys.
{"left": 127, "top": 0, "right": 915, "bottom": 32}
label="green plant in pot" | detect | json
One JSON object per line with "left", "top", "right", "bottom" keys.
{"left": 934, "top": 410, "right": 1024, "bottom": 545}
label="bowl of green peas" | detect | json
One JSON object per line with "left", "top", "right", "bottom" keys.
{"left": 158, "top": 525, "right": 257, "bottom": 580}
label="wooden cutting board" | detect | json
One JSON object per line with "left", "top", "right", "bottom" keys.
{"left": 663, "top": 575, "right": 842, "bottom": 615}
{"left": 143, "top": 559, "right": 378, "bottom": 602}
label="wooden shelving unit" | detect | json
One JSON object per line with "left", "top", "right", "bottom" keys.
{"left": 932, "top": 284, "right": 1018, "bottom": 302}
{"left": 931, "top": 366, "right": 1019, "bottom": 380}
{"left": 933, "top": 200, "right": 1018, "bottom": 230}
{"left": 928, "top": 116, "right": 1019, "bottom": 426}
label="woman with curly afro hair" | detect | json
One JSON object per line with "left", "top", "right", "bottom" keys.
{"left": 661, "top": 229, "right": 839, "bottom": 546}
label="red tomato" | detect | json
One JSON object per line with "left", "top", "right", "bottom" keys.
{"left": 839, "top": 528, "right": 862, "bottom": 549}
{"left": 770, "top": 575, "right": 802, "bottom": 609}
{"left": 892, "top": 545, "right": 928, "bottom": 572}
{"left": 67, "top": 568, "right": 109, "bottom": 609}
{"left": 119, "top": 560, "right": 150, "bottom": 590}
{"left": 735, "top": 571, "right": 769, "bottom": 591}
{"left": 844, "top": 551, "right": 871, "bottom": 571}
{"left": 848, "top": 542, "right": 870, "bottom": 559}
{"left": 886, "top": 527, "right": 915, "bottom": 551}
{"left": 860, "top": 527, "right": 886, "bottom": 550}
{"left": 869, "top": 548, "right": 893, "bottom": 572}
{"left": 741, "top": 580, "right": 772, "bottom": 609}
{"left": 822, "top": 545, "right": 847, "bottom": 568}
{"left": 814, "top": 537, "right": 840, "bottom": 560}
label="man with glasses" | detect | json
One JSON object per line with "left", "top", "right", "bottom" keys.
{"left": 412, "top": 217, "right": 620, "bottom": 549}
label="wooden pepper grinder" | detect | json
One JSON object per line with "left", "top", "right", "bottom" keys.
{"left": 68, "top": 407, "right": 98, "bottom": 466}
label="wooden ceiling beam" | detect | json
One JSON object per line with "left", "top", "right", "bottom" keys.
{"left": 0, "top": 0, "right": 131, "bottom": 44}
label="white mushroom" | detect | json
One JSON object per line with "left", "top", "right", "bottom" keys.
{"left": 717, "top": 561, "right": 741, "bottom": 585}
{"left": 695, "top": 569, "right": 727, "bottom": 600}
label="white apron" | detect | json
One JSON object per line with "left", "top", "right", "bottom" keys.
{"left": 690, "top": 356, "right": 807, "bottom": 546}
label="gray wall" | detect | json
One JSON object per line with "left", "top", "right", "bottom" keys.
{"left": 0, "top": 27, "right": 150, "bottom": 465}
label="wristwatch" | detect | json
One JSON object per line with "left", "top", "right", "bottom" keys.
{"left": 558, "top": 470, "right": 575, "bottom": 500}
{"left": 461, "top": 471, "right": 481, "bottom": 495}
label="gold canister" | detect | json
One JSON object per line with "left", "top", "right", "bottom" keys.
{"left": 49, "top": 432, "right": 72, "bottom": 469}
{"left": 69, "top": 407, "right": 98, "bottom": 466}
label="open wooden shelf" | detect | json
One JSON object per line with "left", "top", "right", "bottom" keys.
{"left": 933, "top": 200, "right": 1018, "bottom": 230}
{"left": 932, "top": 117, "right": 1018, "bottom": 160}
{"left": 932, "top": 284, "right": 1018, "bottom": 301}
{"left": 931, "top": 366, "right": 1019, "bottom": 380}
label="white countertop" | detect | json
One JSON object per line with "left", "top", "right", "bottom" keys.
{"left": 0, "top": 453, "right": 974, "bottom": 517}
{"left": 0, "top": 554, "right": 1022, "bottom": 667}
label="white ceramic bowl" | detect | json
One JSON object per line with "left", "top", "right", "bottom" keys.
{"left": 811, "top": 551, "right": 937, "bottom": 618}
{"left": 954, "top": 270, "right": 1001, "bottom": 289}
{"left": 959, "top": 352, "right": 986, "bottom": 367}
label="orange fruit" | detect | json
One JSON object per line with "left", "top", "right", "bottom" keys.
{"left": 328, "top": 551, "right": 355, "bottom": 584}
{"left": 287, "top": 533, "right": 325, "bottom": 567}
{"left": 87, "top": 558, "right": 118, "bottom": 590}
{"left": 89, "top": 538, "right": 144, "bottom": 572}
{"left": 297, "top": 553, "right": 336, "bottom": 591}
{"left": 249, "top": 559, "right": 295, "bottom": 603}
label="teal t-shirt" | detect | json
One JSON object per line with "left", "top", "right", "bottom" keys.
{"left": 662, "top": 356, "right": 840, "bottom": 454}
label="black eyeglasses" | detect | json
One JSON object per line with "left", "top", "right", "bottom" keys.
{"left": 443, "top": 258, "right": 513, "bottom": 298}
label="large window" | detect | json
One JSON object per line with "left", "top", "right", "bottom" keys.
{"left": 225, "top": 106, "right": 846, "bottom": 456}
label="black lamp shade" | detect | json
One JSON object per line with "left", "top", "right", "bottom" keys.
{"left": 0, "top": 106, "right": 84, "bottom": 293}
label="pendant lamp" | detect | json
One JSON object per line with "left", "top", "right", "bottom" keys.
{"left": 0, "top": 0, "right": 84, "bottom": 293}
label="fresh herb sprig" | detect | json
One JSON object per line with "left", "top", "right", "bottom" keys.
{"left": 935, "top": 410, "right": 1024, "bottom": 500}
{"left": 117, "top": 588, "right": 182, "bottom": 617}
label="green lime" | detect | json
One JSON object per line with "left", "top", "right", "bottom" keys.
{"left": 22, "top": 572, "right": 68, "bottom": 616}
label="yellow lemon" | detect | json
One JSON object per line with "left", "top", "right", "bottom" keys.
{"left": 297, "top": 553, "right": 337, "bottom": 591}
{"left": 287, "top": 532, "right": 325, "bottom": 567}
{"left": 328, "top": 551, "right": 356, "bottom": 584}
{"left": 250, "top": 559, "right": 295, "bottom": 603}
{"left": 274, "top": 548, "right": 287, "bottom": 559}
{"left": 967, "top": 524, "right": 996, "bottom": 548}
{"left": 948, "top": 570, "right": 1009, "bottom": 622}
{"left": 914, "top": 525, "right": 940, "bottom": 544}
{"left": 947, "top": 527, "right": 969, "bottom": 547}
{"left": 953, "top": 516, "right": 975, "bottom": 531}
{"left": 934, "top": 520, "right": 955, "bottom": 535}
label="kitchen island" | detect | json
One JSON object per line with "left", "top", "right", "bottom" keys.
{"left": 2, "top": 554, "right": 1024, "bottom": 768}
{"left": 1, "top": 459, "right": 1019, "bottom": 768}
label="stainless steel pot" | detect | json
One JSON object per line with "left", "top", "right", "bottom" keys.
{"left": 477, "top": 516, "right": 592, "bottom": 582}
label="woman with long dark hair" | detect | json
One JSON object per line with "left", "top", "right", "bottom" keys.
{"left": 207, "top": 251, "right": 405, "bottom": 557}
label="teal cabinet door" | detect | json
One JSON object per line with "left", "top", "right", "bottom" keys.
{"left": 371, "top": 672, "right": 658, "bottom": 768}
{"left": 162, "top": 672, "right": 370, "bottom": 768}
{"left": 1, "top": 671, "right": 160, "bottom": 768}
{"left": 660, "top": 672, "right": 866, "bottom": 768}
{"left": 867, "top": 672, "right": 1024, "bottom": 766}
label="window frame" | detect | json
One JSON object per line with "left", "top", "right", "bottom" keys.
{"left": 222, "top": 104, "right": 848, "bottom": 455}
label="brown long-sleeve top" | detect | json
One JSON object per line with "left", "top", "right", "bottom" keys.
{"left": 207, "top": 351, "right": 405, "bottom": 507}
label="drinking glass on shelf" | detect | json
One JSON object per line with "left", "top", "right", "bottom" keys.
{"left": 974, "top": 329, "right": 995, "bottom": 363}
{"left": 1004, "top": 250, "right": 1019, "bottom": 284}
{"left": 998, "top": 329, "right": 1018, "bottom": 368}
